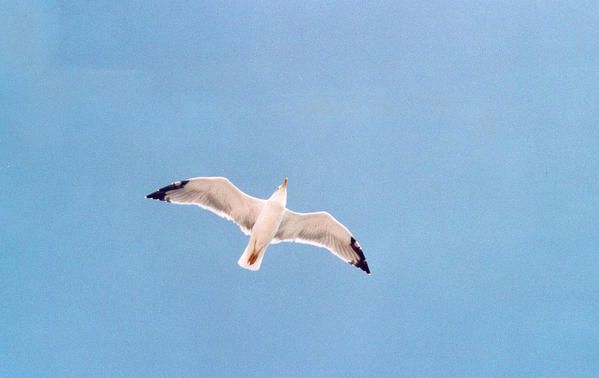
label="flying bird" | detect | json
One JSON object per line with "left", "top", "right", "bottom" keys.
{"left": 146, "top": 177, "right": 370, "bottom": 274}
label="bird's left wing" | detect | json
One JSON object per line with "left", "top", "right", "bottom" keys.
{"left": 273, "top": 210, "right": 370, "bottom": 274}
{"left": 146, "top": 177, "right": 265, "bottom": 235}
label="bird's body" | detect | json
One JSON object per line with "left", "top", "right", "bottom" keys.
{"left": 238, "top": 187, "right": 287, "bottom": 271}
{"left": 146, "top": 177, "right": 370, "bottom": 274}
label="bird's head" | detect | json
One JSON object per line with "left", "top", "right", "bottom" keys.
{"left": 270, "top": 177, "right": 288, "bottom": 205}
{"left": 278, "top": 177, "right": 288, "bottom": 191}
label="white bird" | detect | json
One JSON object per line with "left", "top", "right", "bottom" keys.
{"left": 146, "top": 177, "right": 370, "bottom": 274}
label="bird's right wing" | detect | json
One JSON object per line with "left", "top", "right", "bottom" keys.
{"left": 146, "top": 177, "right": 265, "bottom": 235}
{"left": 274, "top": 210, "right": 370, "bottom": 274}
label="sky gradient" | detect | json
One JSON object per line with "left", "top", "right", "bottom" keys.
{"left": 2, "top": 1, "right": 599, "bottom": 376}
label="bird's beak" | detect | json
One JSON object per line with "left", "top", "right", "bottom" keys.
{"left": 282, "top": 177, "right": 288, "bottom": 189}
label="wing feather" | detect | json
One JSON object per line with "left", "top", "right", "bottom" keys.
{"left": 274, "top": 210, "right": 370, "bottom": 274}
{"left": 146, "top": 177, "right": 264, "bottom": 235}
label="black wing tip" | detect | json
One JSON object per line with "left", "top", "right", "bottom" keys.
{"left": 146, "top": 190, "right": 166, "bottom": 201}
{"left": 357, "top": 261, "right": 371, "bottom": 275}
{"left": 145, "top": 180, "right": 190, "bottom": 202}
{"left": 350, "top": 237, "right": 371, "bottom": 275}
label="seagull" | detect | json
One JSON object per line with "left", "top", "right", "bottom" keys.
{"left": 146, "top": 177, "right": 370, "bottom": 275}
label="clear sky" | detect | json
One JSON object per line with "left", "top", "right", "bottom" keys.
{"left": 2, "top": 1, "right": 599, "bottom": 376}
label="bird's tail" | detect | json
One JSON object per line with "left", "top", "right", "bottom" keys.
{"left": 238, "top": 239, "right": 268, "bottom": 271}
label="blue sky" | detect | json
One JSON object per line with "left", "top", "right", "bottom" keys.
{"left": 2, "top": 1, "right": 599, "bottom": 376}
